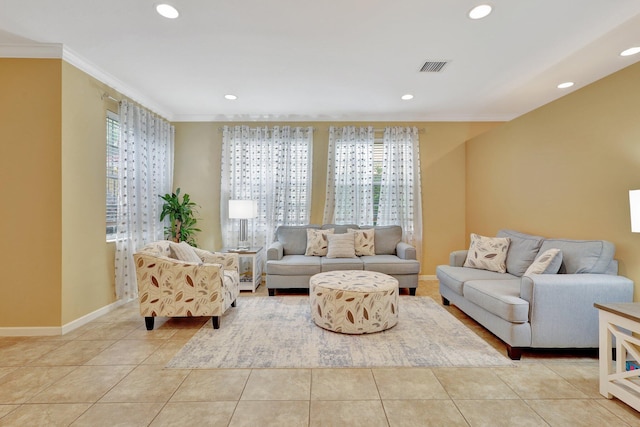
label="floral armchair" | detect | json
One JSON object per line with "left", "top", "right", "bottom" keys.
{"left": 133, "top": 241, "right": 240, "bottom": 330}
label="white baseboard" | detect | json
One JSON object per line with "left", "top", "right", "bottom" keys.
{"left": 0, "top": 299, "right": 127, "bottom": 337}
{"left": 419, "top": 274, "right": 437, "bottom": 281}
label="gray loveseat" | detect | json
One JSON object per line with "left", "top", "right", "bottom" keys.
{"left": 437, "top": 229, "right": 634, "bottom": 360}
{"left": 266, "top": 224, "right": 420, "bottom": 296}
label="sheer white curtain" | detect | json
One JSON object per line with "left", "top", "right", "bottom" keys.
{"left": 115, "top": 100, "right": 174, "bottom": 301}
{"left": 378, "top": 126, "right": 422, "bottom": 255}
{"left": 323, "top": 126, "right": 375, "bottom": 225}
{"left": 220, "top": 125, "right": 313, "bottom": 248}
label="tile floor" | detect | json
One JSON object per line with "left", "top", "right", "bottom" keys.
{"left": 0, "top": 281, "right": 638, "bottom": 426}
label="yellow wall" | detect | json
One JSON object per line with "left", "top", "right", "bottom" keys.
{"left": 466, "top": 61, "right": 640, "bottom": 300}
{"left": 173, "top": 121, "right": 500, "bottom": 274}
{"left": 0, "top": 58, "right": 63, "bottom": 326}
{"left": 61, "top": 62, "right": 118, "bottom": 324}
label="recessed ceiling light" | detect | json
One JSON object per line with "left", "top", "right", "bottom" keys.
{"left": 468, "top": 4, "right": 492, "bottom": 20}
{"left": 156, "top": 4, "right": 179, "bottom": 19}
{"left": 557, "top": 82, "right": 574, "bottom": 89}
{"left": 225, "top": 94, "right": 238, "bottom": 100}
{"left": 620, "top": 47, "right": 640, "bottom": 57}
{"left": 401, "top": 94, "right": 414, "bottom": 100}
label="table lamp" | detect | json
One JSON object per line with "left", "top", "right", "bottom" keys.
{"left": 229, "top": 200, "right": 258, "bottom": 250}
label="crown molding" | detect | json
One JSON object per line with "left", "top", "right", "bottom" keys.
{"left": 0, "top": 42, "right": 63, "bottom": 58}
{"left": 171, "top": 113, "right": 515, "bottom": 123}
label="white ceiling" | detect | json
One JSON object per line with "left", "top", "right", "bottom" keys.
{"left": 1, "top": 0, "right": 640, "bottom": 122}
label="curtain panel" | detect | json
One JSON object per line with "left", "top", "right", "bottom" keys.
{"left": 115, "top": 100, "right": 174, "bottom": 301}
{"left": 323, "top": 126, "right": 375, "bottom": 225}
{"left": 220, "top": 125, "right": 313, "bottom": 249}
{"left": 377, "top": 126, "right": 423, "bottom": 258}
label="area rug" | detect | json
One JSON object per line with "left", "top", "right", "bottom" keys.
{"left": 166, "top": 296, "right": 514, "bottom": 369}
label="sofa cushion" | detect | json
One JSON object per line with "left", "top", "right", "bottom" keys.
{"left": 436, "top": 265, "right": 516, "bottom": 296}
{"left": 524, "top": 248, "right": 563, "bottom": 276}
{"left": 326, "top": 232, "right": 357, "bottom": 258}
{"left": 373, "top": 225, "right": 402, "bottom": 255}
{"left": 276, "top": 225, "right": 320, "bottom": 255}
{"left": 463, "top": 233, "right": 510, "bottom": 273}
{"left": 463, "top": 279, "right": 529, "bottom": 323}
{"left": 305, "top": 228, "right": 334, "bottom": 256}
{"left": 322, "top": 224, "right": 359, "bottom": 234}
{"left": 538, "top": 238, "right": 615, "bottom": 274}
{"left": 321, "top": 257, "right": 364, "bottom": 271}
{"left": 362, "top": 255, "right": 420, "bottom": 275}
{"left": 266, "top": 255, "right": 321, "bottom": 275}
{"left": 348, "top": 228, "right": 376, "bottom": 256}
{"left": 497, "top": 229, "right": 544, "bottom": 277}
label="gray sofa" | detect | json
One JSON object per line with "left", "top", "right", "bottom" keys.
{"left": 266, "top": 224, "right": 420, "bottom": 296}
{"left": 437, "top": 229, "right": 634, "bottom": 360}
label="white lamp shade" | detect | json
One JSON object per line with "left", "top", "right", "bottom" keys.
{"left": 630, "top": 190, "right": 640, "bottom": 232}
{"left": 229, "top": 200, "right": 258, "bottom": 219}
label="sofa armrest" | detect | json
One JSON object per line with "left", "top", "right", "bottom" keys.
{"left": 267, "top": 242, "right": 284, "bottom": 261}
{"left": 450, "top": 250, "right": 468, "bottom": 267}
{"left": 520, "top": 273, "right": 634, "bottom": 347}
{"left": 396, "top": 242, "right": 417, "bottom": 260}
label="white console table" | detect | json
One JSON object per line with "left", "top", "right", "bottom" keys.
{"left": 594, "top": 302, "right": 640, "bottom": 412}
{"left": 221, "top": 247, "right": 263, "bottom": 292}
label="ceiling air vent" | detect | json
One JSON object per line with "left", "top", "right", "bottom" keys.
{"left": 419, "top": 60, "right": 449, "bottom": 73}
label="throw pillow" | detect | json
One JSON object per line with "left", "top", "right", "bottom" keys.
{"left": 169, "top": 241, "right": 202, "bottom": 264}
{"left": 305, "top": 228, "right": 334, "bottom": 256}
{"left": 463, "top": 233, "right": 510, "bottom": 273}
{"left": 524, "top": 248, "right": 563, "bottom": 276}
{"left": 326, "top": 232, "right": 357, "bottom": 258}
{"left": 348, "top": 228, "right": 375, "bottom": 256}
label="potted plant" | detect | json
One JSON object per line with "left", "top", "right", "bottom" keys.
{"left": 159, "top": 188, "right": 201, "bottom": 246}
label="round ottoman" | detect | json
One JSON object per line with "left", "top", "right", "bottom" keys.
{"left": 309, "top": 270, "right": 399, "bottom": 334}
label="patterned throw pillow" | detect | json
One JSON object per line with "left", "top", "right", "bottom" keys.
{"left": 326, "top": 232, "right": 357, "bottom": 258}
{"left": 305, "top": 228, "right": 334, "bottom": 256}
{"left": 169, "top": 241, "right": 203, "bottom": 264}
{"left": 347, "top": 228, "right": 375, "bottom": 256}
{"left": 524, "top": 248, "right": 563, "bottom": 276}
{"left": 463, "top": 233, "right": 510, "bottom": 273}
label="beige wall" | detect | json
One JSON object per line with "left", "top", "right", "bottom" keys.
{"left": 466, "top": 61, "right": 640, "bottom": 300}
{"left": 61, "top": 62, "right": 118, "bottom": 324}
{"left": 0, "top": 58, "right": 63, "bottom": 327}
{"left": 173, "top": 121, "right": 500, "bottom": 274}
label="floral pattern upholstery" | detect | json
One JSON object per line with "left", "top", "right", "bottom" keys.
{"left": 309, "top": 270, "right": 399, "bottom": 334}
{"left": 134, "top": 241, "right": 239, "bottom": 329}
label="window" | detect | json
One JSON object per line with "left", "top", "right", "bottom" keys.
{"left": 106, "top": 111, "right": 120, "bottom": 240}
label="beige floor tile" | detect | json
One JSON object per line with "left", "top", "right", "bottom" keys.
{"left": 433, "top": 367, "right": 519, "bottom": 399}
{"left": 595, "top": 398, "right": 640, "bottom": 425}
{"left": 0, "top": 366, "right": 77, "bottom": 404}
{"left": 229, "top": 400, "right": 309, "bottom": 427}
{"left": 241, "top": 369, "right": 311, "bottom": 401}
{"left": 544, "top": 362, "right": 601, "bottom": 398}
{"left": 494, "top": 363, "right": 588, "bottom": 399}
{"left": 0, "top": 404, "right": 19, "bottom": 418}
{"left": 29, "top": 365, "right": 135, "bottom": 403}
{"left": 311, "top": 369, "right": 380, "bottom": 400}
{"left": 70, "top": 402, "right": 165, "bottom": 427}
{"left": 0, "top": 403, "right": 91, "bottom": 426}
{"left": 0, "top": 367, "right": 17, "bottom": 380}
{"left": 0, "top": 341, "right": 65, "bottom": 367}
{"left": 528, "top": 399, "right": 636, "bottom": 426}
{"left": 142, "top": 339, "right": 190, "bottom": 365}
{"left": 373, "top": 368, "right": 449, "bottom": 400}
{"left": 171, "top": 369, "right": 250, "bottom": 401}
{"left": 123, "top": 327, "right": 178, "bottom": 341}
{"left": 310, "top": 400, "right": 388, "bottom": 427}
{"left": 100, "top": 365, "right": 190, "bottom": 403}
{"left": 455, "top": 399, "right": 549, "bottom": 426}
{"left": 383, "top": 399, "right": 469, "bottom": 427}
{"left": 150, "top": 401, "right": 237, "bottom": 426}
{"left": 29, "top": 340, "right": 115, "bottom": 366}
{"left": 84, "top": 339, "right": 164, "bottom": 365}
{"left": 74, "top": 322, "right": 139, "bottom": 341}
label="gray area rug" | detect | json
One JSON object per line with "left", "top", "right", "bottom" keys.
{"left": 166, "top": 296, "right": 514, "bottom": 369}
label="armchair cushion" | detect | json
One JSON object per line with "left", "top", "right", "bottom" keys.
{"left": 169, "top": 241, "right": 202, "bottom": 263}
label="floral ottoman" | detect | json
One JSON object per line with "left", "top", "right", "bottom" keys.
{"left": 309, "top": 270, "right": 399, "bottom": 334}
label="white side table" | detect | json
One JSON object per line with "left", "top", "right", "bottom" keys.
{"left": 221, "top": 247, "right": 263, "bottom": 292}
{"left": 594, "top": 302, "right": 640, "bottom": 412}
